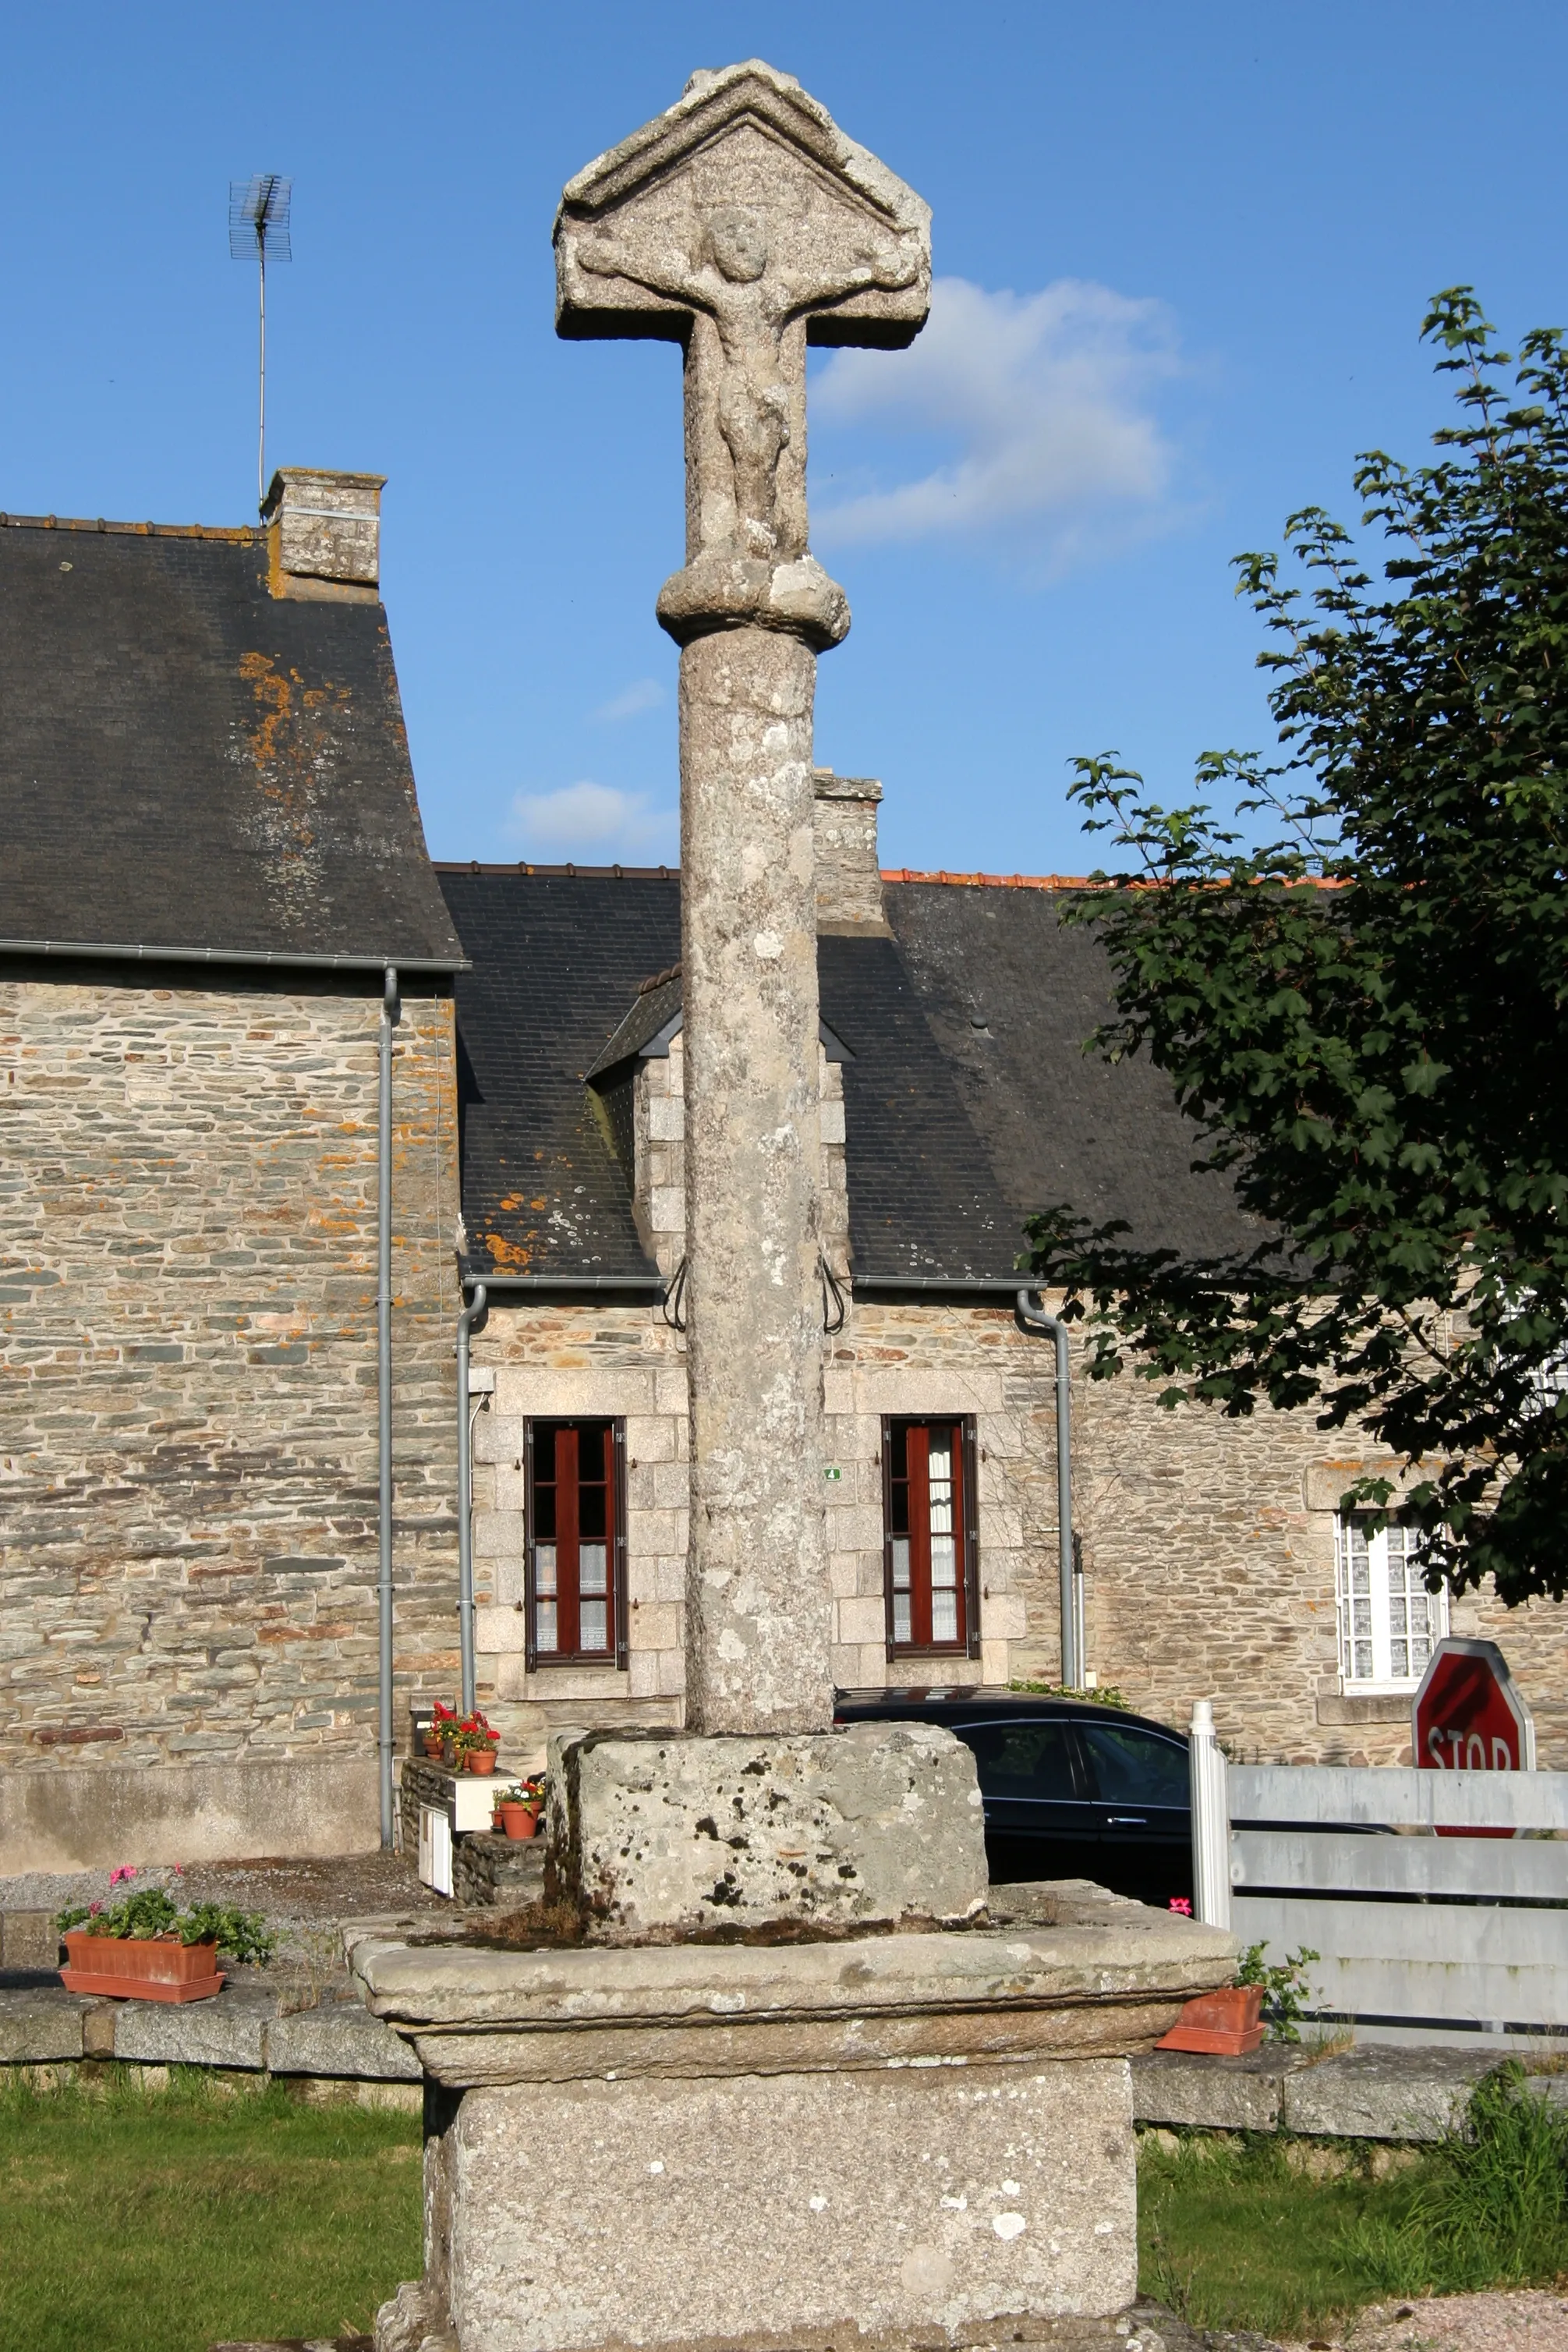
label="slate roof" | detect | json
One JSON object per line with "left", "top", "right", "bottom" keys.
{"left": 0, "top": 515, "right": 463, "bottom": 967}
{"left": 883, "top": 880, "right": 1265, "bottom": 1266}
{"left": 437, "top": 866, "right": 1268, "bottom": 1288}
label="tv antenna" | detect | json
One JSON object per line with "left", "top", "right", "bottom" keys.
{"left": 228, "top": 175, "right": 292, "bottom": 512}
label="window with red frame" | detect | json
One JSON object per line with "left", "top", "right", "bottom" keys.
{"left": 883, "top": 1417, "right": 979, "bottom": 1655}
{"left": 525, "top": 1419, "right": 627, "bottom": 1667}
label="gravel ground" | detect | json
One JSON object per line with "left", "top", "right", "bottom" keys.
{"left": 1278, "top": 2289, "right": 1568, "bottom": 2351}
{"left": 0, "top": 1849, "right": 451, "bottom": 1960}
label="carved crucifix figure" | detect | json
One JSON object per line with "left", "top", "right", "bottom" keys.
{"left": 577, "top": 200, "right": 919, "bottom": 561}
{"left": 557, "top": 64, "right": 930, "bottom": 1736}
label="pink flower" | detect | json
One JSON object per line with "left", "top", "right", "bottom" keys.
{"left": 88, "top": 1900, "right": 103, "bottom": 1916}
{"left": 108, "top": 1865, "right": 139, "bottom": 1886}
{"left": 1168, "top": 1897, "right": 1193, "bottom": 1916}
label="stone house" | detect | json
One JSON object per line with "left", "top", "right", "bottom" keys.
{"left": 441, "top": 779, "right": 1568, "bottom": 1777}
{"left": 1, "top": 474, "right": 467, "bottom": 1872}
{"left": 5, "top": 492, "right": 1563, "bottom": 1877}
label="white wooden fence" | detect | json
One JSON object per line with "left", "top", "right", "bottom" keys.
{"left": 1189, "top": 1713, "right": 1568, "bottom": 2049}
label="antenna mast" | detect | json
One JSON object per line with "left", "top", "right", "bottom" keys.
{"left": 228, "top": 175, "right": 292, "bottom": 513}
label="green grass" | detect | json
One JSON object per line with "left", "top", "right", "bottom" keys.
{"left": 0, "top": 2067, "right": 422, "bottom": 2352}
{"left": 1138, "top": 2066, "right": 1568, "bottom": 2340}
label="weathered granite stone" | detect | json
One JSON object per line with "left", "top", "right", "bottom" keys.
{"left": 1131, "top": 2046, "right": 1300, "bottom": 2134}
{"left": 354, "top": 1900, "right": 1233, "bottom": 2351}
{"left": 0, "top": 1909, "right": 59, "bottom": 1968}
{"left": 1281, "top": 2044, "right": 1501, "bottom": 2141}
{"left": 346, "top": 1905, "right": 1235, "bottom": 2089}
{"left": 266, "top": 1998, "right": 423, "bottom": 2082}
{"left": 548, "top": 1720, "right": 987, "bottom": 1938}
{"left": 425, "top": 2060, "right": 1136, "bottom": 2352}
{"left": 112, "top": 1982, "right": 274, "bottom": 2069}
{"left": 554, "top": 62, "right": 930, "bottom": 1737}
{"left": 0, "top": 1989, "right": 85, "bottom": 2063}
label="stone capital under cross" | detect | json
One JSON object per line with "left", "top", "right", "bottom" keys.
{"left": 556, "top": 61, "right": 930, "bottom": 648}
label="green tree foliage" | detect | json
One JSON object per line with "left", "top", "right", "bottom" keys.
{"left": 1027, "top": 292, "right": 1568, "bottom": 1605}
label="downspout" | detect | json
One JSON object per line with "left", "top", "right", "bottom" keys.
{"left": 456, "top": 1282, "right": 488, "bottom": 1715}
{"left": 377, "top": 967, "right": 398, "bottom": 1848}
{"left": 1016, "top": 1290, "right": 1079, "bottom": 1691}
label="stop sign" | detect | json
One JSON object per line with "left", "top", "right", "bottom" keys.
{"left": 1414, "top": 1638, "right": 1536, "bottom": 1774}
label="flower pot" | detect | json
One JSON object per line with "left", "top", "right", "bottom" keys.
{"left": 441, "top": 1739, "right": 458, "bottom": 1769}
{"left": 467, "top": 1748, "right": 497, "bottom": 1776}
{"left": 1156, "top": 1982, "right": 1265, "bottom": 2056}
{"left": 494, "top": 1802, "right": 539, "bottom": 1841}
{"left": 422, "top": 1736, "right": 444, "bottom": 1759}
{"left": 60, "top": 1931, "right": 225, "bottom": 2004}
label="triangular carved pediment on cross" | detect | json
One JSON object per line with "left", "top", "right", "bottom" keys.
{"left": 554, "top": 62, "right": 931, "bottom": 638}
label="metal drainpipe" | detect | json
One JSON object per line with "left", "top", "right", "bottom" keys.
{"left": 456, "top": 1281, "right": 488, "bottom": 1715}
{"left": 1016, "top": 1290, "right": 1079, "bottom": 1691}
{"left": 377, "top": 967, "right": 398, "bottom": 1848}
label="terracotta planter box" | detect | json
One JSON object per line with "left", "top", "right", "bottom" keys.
{"left": 60, "top": 1931, "right": 225, "bottom": 2004}
{"left": 1156, "top": 1982, "right": 1265, "bottom": 2056}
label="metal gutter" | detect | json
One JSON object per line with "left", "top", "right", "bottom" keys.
{"left": 850, "top": 1275, "right": 1023, "bottom": 1296}
{"left": 455, "top": 1282, "right": 489, "bottom": 1716}
{"left": 377, "top": 969, "right": 398, "bottom": 1848}
{"left": 465, "top": 1272, "right": 667, "bottom": 1295}
{"left": 1016, "top": 1289, "right": 1080, "bottom": 1691}
{"left": 0, "top": 937, "right": 468, "bottom": 973}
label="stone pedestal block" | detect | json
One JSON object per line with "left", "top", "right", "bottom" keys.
{"left": 550, "top": 1721, "right": 988, "bottom": 1939}
{"left": 419, "top": 2059, "right": 1134, "bottom": 2352}
{"left": 349, "top": 1886, "right": 1235, "bottom": 2352}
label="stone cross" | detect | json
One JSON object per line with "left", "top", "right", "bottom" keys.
{"left": 557, "top": 64, "right": 930, "bottom": 1734}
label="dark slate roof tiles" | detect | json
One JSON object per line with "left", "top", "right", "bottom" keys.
{"left": 0, "top": 519, "right": 462, "bottom": 965}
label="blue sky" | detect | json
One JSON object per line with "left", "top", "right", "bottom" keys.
{"left": 3, "top": 3, "right": 1565, "bottom": 875}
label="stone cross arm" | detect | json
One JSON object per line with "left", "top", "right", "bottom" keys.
{"left": 555, "top": 62, "right": 931, "bottom": 619}
{"left": 555, "top": 60, "right": 931, "bottom": 350}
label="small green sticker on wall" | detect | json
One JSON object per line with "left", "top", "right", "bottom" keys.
{"left": 824, "top": 1466, "right": 842, "bottom": 1481}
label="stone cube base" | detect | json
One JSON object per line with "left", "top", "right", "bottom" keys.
{"left": 550, "top": 1722, "right": 988, "bottom": 1939}
{"left": 402, "top": 2058, "right": 1134, "bottom": 2352}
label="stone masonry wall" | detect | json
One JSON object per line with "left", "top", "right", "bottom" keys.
{"left": 469, "top": 1291, "right": 1568, "bottom": 1774}
{"left": 0, "top": 965, "right": 462, "bottom": 1868}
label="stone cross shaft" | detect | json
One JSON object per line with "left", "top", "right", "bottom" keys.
{"left": 557, "top": 62, "right": 929, "bottom": 1734}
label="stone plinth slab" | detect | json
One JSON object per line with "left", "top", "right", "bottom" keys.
{"left": 550, "top": 1721, "right": 988, "bottom": 1939}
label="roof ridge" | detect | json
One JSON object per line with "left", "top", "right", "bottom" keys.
{"left": 0, "top": 512, "right": 263, "bottom": 541}
{"left": 432, "top": 860, "right": 679, "bottom": 879}
{"left": 881, "top": 868, "right": 1099, "bottom": 891}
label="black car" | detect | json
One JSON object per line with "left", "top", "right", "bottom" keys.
{"left": 834, "top": 1687, "right": 1192, "bottom": 1909}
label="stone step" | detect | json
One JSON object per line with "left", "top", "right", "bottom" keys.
{"left": 0, "top": 1979, "right": 419, "bottom": 2079}
{"left": 1133, "top": 2039, "right": 1563, "bottom": 2140}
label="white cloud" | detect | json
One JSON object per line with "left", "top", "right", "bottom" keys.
{"left": 812, "top": 275, "right": 1182, "bottom": 564}
{"left": 592, "top": 677, "right": 666, "bottom": 723}
{"left": 510, "top": 780, "right": 676, "bottom": 863}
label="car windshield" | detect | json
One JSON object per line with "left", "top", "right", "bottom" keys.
{"left": 1078, "top": 1722, "right": 1188, "bottom": 1808}
{"left": 954, "top": 1720, "right": 1077, "bottom": 1801}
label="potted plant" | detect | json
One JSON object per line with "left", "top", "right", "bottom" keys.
{"left": 55, "top": 1883, "right": 274, "bottom": 2004}
{"left": 494, "top": 1773, "right": 546, "bottom": 1840}
{"left": 427, "top": 1700, "right": 457, "bottom": 1762}
{"left": 458, "top": 1710, "right": 500, "bottom": 1776}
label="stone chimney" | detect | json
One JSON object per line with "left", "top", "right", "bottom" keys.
{"left": 813, "top": 770, "right": 888, "bottom": 935}
{"left": 263, "top": 468, "right": 384, "bottom": 603}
